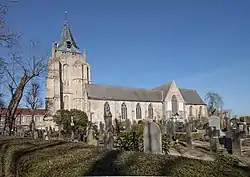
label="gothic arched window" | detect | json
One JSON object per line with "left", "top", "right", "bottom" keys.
{"left": 136, "top": 103, "right": 142, "bottom": 119}
{"left": 189, "top": 106, "right": 193, "bottom": 116}
{"left": 64, "top": 95, "right": 69, "bottom": 110}
{"left": 121, "top": 102, "right": 127, "bottom": 119}
{"left": 62, "top": 64, "right": 69, "bottom": 84}
{"left": 104, "top": 102, "right": 110, "bottom": 117}
{"left": 199, "top": 106, "right": 203, "bottom": 117}
{"left": 148, "top": 103, "right": 153, "bottom": 119}
{"left": 171, "top": 95, "right": 178, "bottom": 115}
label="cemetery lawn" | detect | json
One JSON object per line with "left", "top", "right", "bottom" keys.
{"left": 0, "top": 136, "right": 249, "bottom": 177}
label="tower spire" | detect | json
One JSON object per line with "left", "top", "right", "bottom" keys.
{"left": 56, "top": 11, "right": 81, "bottom": 54}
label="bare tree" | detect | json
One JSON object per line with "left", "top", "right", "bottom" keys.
{"left": 205, "top": 92, "right": 223, "bottom": 116}
{"left": 25, "top": 82, "right": 42, "bottom": 138}
{"left": 0, "top": 2, "right": 20, "bottom": 97}
{"left": 0, "top": 3, "right": 20, "bottom": 49}
{"left": 2, "top": 41, "right": 47, "bottom": 135}
{"left": 0, "top": 93, "right": 4, "bottom": 108}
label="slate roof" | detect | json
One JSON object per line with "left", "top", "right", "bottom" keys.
{"left": 87, "top": 84, "right": 162, "bottom": 102}
{"left": 152, "top": 81, "right": 172, "bottom": 98}
{"left": 56, "top": 23, "right": 81, "bottom": 54}
{"left": 87, "top": 83, "right": 206, "bottom": 105}
{"left": 179, "top": 88, "right": 206, "bottom": 105}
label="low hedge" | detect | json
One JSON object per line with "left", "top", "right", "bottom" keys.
{"left": 117, "top": 123, "right": 171, "bottom": 153}
{"left": 0, "top": 136, "right": 249, "bottom": 177}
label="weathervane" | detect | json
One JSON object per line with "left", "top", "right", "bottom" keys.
{"left": 65, "top": 10, "right": 68, "bottom": 24}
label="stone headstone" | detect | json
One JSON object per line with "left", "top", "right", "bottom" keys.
{"left": 232, "top": 125, "right": 242, "bottom": 156}
{"left": 225, "top": 137, "right": 233, "bottom": 154}
{"left": 104, "top": 112, "right": 112, "bottom": 132}
{"left": 209, "top": 116, "right": 220, "bottom": 130}
{"left": 34, "top": 131, "right": 38, "bottom": 140}
{"left": 114, "top": 118, "right": 120, "bottom": 135}
{"left": 87, "top": 127, "right": 97, "bottom": 146}
{"left": 99, "top": 121, "right": 104, "bottom": 134}
{"left": 239, "top": 124, "right": 244, "bottom": 131}
{"left": 243, "top": 123, "right": 248, "bottom": 138}
{"left": 209, "top": 116, "right": 221, "bottom": 136}
{"left": 210, "top": 137, "right": 218, "bottom": 152}
{"left": 207, "top": 127, "right": 218, "bottom": 152}
{"left": 37, "top": 130, "right": 42, "bottom": 140}
{"left": 166, "top": 120, "right": 175, "bottom": 136}
{"left": 125, "top": 119, "right": 131, "bottom": 132}
{"left": 44, "top": 133, "right": 49, "bottom": 140}
{"left": 104, "top": 132, "right": 114, "bottom": 150}
{"left": 48, "top": 126, "right": 52, "bottom": 137}
{"left": 143, "top": 122, "right": 162, "bottom": 154}
{"left": 186, "top": 121, "right": 192, "bottom": 149}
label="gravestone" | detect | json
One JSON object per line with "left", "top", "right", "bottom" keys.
{"left": 225, "top": 131, "right": 233, "bottom": 154}
{"left": 98, "top": 121, "right": 105, "bottom": 143}
{"left": 104, "top": 132, "right": 114, "bottom": 150}
{"left": 209, "top": 116, "right": 221, "bottom": 136}
{"left": 37, "top": 129, "right": 42, "bottom": 140}
{"left": 104, "top": 112, "right": 112, "bottom": 132}
{"left": 208, "top": 127, "right": 219, "bottom": 152}
{"left": 44, "top": 131, "right": 49, "bottom": 140}
{"left": 243, "top": 123, "right": 248, "bottom": 138}
{"left": 125, "top": 119, "right": 131, "bottom": 132}
{"left": 99, "top": 121, "right": 104, "bottom": 134}
{"left": 166, "top": 120, "right": 174, "bottom": 136}
{"left": 114, "top": 118, "right": 121, "bottom": 135}
{"left": 185, "top": 121, "right": 192, "bottom": 149}
{"left": 45, "top": 127, "right": 50, "bottom": 140}
{"left": 34, "top": 130, "right": 38, "bottom": 140}
{"left": 143, "top": 121, "right": 162, "bottom": 154}
{"left": 232, "top": 125, "right": 242, "bottom": 156}
{"left": 87, "top": 126, "right": 98, "bottom": 146}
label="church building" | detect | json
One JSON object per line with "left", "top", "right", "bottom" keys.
{"left": 45, "top": 21, "right": 207, "bottom": 126}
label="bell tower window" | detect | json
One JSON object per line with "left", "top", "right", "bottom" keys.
{"left": 66, "top": 41, "right": 72, "bottom": 49}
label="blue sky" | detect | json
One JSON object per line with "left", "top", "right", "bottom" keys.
{"left": 2, "top": 0, "right": 250, "bottom": 115}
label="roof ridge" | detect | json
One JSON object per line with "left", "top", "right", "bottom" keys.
{"left": 88, "top": 83, "right": 157, "bottom": 91}
{"left": 152, "top": 81, "right": 173, "bottom": 90}
{"left": 179, "top": 87, "right": 197, "bottom": 91}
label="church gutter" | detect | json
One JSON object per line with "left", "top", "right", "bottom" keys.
{"left": 87, "top": 97, "right": 163, "bottom": 103}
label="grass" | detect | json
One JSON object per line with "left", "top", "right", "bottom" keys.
{"left": 0, "top": 136, "right": 249, "bottom": 177}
